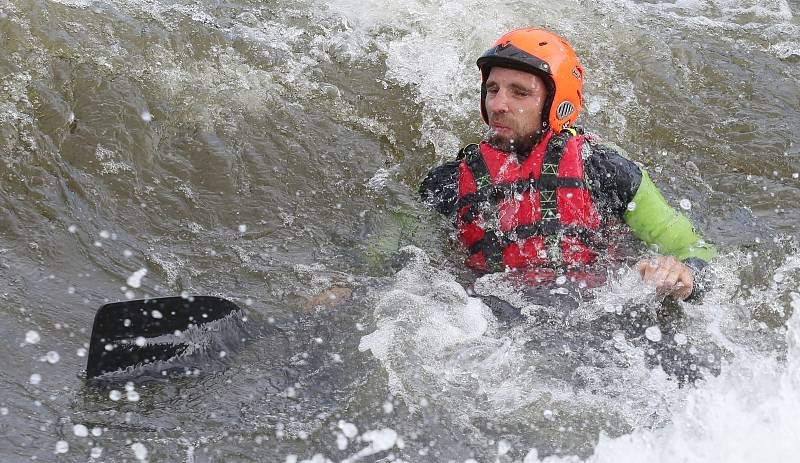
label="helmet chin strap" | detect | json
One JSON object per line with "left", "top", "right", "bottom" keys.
{"left": 530, "top": 119, "right": 549, "bottom": 146}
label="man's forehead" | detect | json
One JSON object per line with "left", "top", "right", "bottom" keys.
{"left": 486, "top": 66, "right": 544, "bottom": 86}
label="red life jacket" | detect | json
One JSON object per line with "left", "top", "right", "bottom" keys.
{"left": 455, "top": 129, "right": 602, "bottom": 273}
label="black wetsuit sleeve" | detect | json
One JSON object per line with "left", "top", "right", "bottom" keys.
{"left": 419, "top": 160, "right": 461, "bottom": 216}
{"left": 585, "top": 143, "right": 643, "bottom": 218}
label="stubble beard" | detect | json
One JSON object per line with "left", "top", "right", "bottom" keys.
{"left": 486, "top": 127, "right": 539, "bottom": 157}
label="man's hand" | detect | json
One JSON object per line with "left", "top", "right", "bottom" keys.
{"left": 303, "top": 286, "right": 352, "bottom": 312}
{"left": 636, "top": 255, "right": 694, "bottom": 301}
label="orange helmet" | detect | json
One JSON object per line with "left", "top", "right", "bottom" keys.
{"left": 477, "top": 28, "right": 584, "bottom": 132}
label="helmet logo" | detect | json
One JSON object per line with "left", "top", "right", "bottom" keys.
{"left": 572, "top": 67, "right": 581, "bottom": 80}
{"left": 556, "top": 101, "right": 575, "bottom": 120}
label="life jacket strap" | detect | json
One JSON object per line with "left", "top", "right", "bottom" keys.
{"left": 456, "top": 176, "right": 587, "bottom": 224}
{"left": 458, "top": 128, "right": 597, "bottom": 270}
{"left": 468, "top": 223, "right": 602, "bottom": 256}
{"left": 468, "top": 230, "right": 506, "bottom": 273}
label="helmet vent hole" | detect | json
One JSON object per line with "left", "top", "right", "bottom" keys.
{"left": 539, "top": 41, "right": 548, "bottom": 46}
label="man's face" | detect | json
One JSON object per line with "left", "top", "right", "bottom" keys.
{"left": 484, "top": 67, "right": 548, "bottom": 154}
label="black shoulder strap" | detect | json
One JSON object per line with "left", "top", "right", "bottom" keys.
{"left": 456, "top": 143, "right": 479, "bottom": 160}
{"left": 457, "top": 144, "right": 504, "bottom": 272}
{"left": 455, "top": 144, "right": 494, "bottom": 212}
{"left": 461, "top": 144, "right": 491, "bottom": 192}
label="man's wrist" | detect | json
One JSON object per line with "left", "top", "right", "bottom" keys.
{"left": 682, "top": 257, "right": 709, "bottom": 301}
{"left": 682, "top": 257, "right": 707, "bottom": 273}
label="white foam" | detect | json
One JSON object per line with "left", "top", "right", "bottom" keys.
{"left": 361, "top": 247, "right": 685, "bottom": 431}
{"left": 341, "top": 428, "right": 399, "bottom": 463}
{"left": 363, "top": 248, "right": 800, "bottom": 459}
{"left": 524, "top": 304, "right": 800, "bottom": 463}
{"left": 359, "top": 247, "right": 491, "bottom": 397}
{"left": 48, "top": 0, "right": 93, "bottom": 7}
{"left": 366, "top": 168, "right": 391, "bottom": 191}
{"left": 770, "top": 41, "right": 800, "bottom": 60}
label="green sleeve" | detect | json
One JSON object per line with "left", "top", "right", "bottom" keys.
{"left": 623, "top": 170, "right": 717, "bottom": 263}
{"left": 363, "top": 211, "right": 421, "bottom": 273}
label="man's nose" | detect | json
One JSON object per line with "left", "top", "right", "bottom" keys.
{"left": 488, "top": 90, "right": 509, "bottom": 114}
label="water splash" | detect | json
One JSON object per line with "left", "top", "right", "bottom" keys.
{"left": 361, "top": 246, "right": 699, "bottom": 454}
{"left": 529, "top": 302, "right": 800, "bottom": 462}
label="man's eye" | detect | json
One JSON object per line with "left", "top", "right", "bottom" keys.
{"left": 487, "top": 87, "right": 499, "bottom": 93}
{"left": 515, "top": 90, "right": 530, "bottom": 97}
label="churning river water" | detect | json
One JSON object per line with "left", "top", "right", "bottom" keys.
{"left": 2, "top": 0, "right": 800, "bottom": 461}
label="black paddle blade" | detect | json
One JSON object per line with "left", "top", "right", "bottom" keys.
{"left": 86, "top": 296, "right": 241, "bottom": 379}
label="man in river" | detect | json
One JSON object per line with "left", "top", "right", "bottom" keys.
{"left": 419, "top": 28, "right": 716, "bottom": 300}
